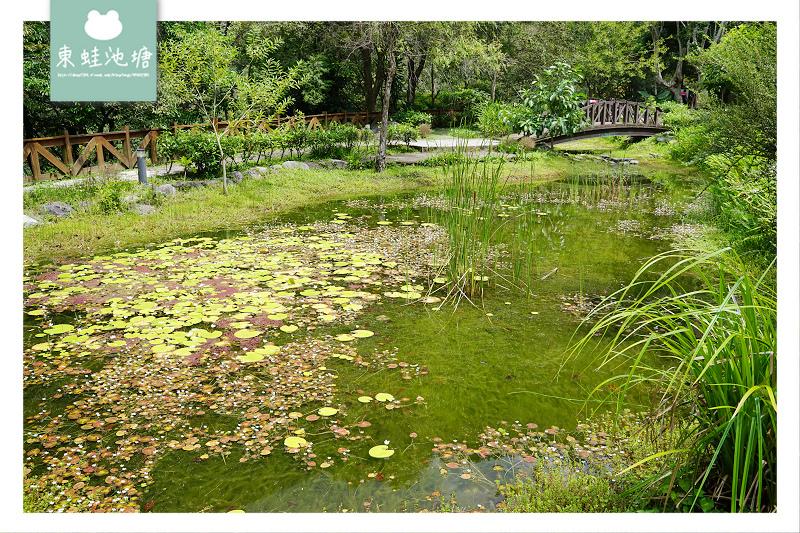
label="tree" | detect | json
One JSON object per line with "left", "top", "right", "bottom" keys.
{"left": 569, "top": 22, "right": 648, "bottom": 99}
{"left": 691, "top": 22, "right": 776, "bottom": 161}
{"left": 649, "top": 21, "right": 727, "bottom": 104}
{"left": 159, "top": 25, "right": 303, "bottom": 194}
{"left": 504, "top": 62, "right": 587, "bottom": 140}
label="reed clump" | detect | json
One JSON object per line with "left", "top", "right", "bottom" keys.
{"left": 564, "top": 249, "right": 776, "bottom": 512}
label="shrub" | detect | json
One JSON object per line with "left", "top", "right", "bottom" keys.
{"left": 391, "top": 110, "right": 433, "bottom": 127}
{"left": 418, "top": 123, "right": 432, "bottom": 138}
{"left": 387, "top": 123, "right": 419, "bottom": 147}
{"left": 97, "top": 180, "right": 131, "bottom": 213}
{"left": 158, "top": 129, "right": 240, "bottom": 177}
{"left": 478, "top": 101, "right": 513, "bottom": 137}
{"left": 500, "top": 462, "right": 630, "bottom": 513}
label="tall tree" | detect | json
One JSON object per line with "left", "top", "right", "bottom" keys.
{"left": 650, "top": 21, "right": 727, "bottom": 103}
{"left": 159, "top": 25, "right": 303, "bottom": 193}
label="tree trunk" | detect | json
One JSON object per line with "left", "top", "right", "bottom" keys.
{"left": 650, "top": 23, "right": 684, "bottom": 102}
{"left": 361, "top": 47, "right": 385, "bottom": 114}
{"left": 406, "top": 55, "right": 426, "bottom": 106}
{"left": 376, "top": 42, "right": 398, "bottom": 172}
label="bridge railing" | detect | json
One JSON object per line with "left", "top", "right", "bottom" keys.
{"left": 582, "top": 99, "right": 663, "bottom": 128}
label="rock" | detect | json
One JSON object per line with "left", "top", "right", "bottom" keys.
{"left": 325, "top": 159, "right": 348, "bottom": 169}
{"left": 270, "top": 164, "right": 283, "bottom": 172}
{"left": 155, "top": 184, "right": 177, "bottom": 197}
{"left": 305, "top": 161, "right": 323, "bottom": 169}
{"left": 245, "top": 169, "right": 262, "bottom": 178}
{"left": 23, "top": 215, "right": 40, "bottom": 227}
{"left": 130, "top": 204, "right": 156, "bottom": 215}
{"left": 251, "top": 166, "right": 270, "bottom": 174}
{"left": 171, "top": 181, "right": 205, "bottom": 190}
{"left": 282, "top": 161, "right": 310, "bottom": 170}
{"left": 75, "top": 201, "right": 93, "bottom": 212}
{"left": 230, "top": 171, "right": 244, "bottom": 183}
{"left": 43, "top": 201, "right": 74, "bottom": 218}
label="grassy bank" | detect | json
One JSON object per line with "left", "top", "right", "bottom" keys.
{"left": 23, "top": 158, "right": 570, "bottom": 265}
{"left": 22, "top": 137, "right": 685, "bottom": 266}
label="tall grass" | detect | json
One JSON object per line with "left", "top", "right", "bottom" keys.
{"left": 564, "top": 249, "right": 776, "bottom": 512}
{"left": 439, "top": 141, "right": 506, "bottom": 298}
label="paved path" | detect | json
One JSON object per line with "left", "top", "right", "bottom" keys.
{"left": 407, "top": 137, "right": 501, "bottom": 152}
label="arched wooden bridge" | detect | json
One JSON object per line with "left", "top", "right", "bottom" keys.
{"left": 534, "top": 99, "right": 668, "bottom": 146}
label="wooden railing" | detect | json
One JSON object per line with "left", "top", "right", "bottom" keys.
{"left": 23, "top": 109, "right": 459, "bottom": 183}
{"left": 582, "top": 99, "right": 663, "bottom": 128}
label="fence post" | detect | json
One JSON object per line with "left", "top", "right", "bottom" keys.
{"left": 28, "top": 145, "right": 41, "bottom": 182}
{"left": 63, "top": 130, "right": 74, "bottom": 176}
{"left": 149, "top": 128, "right": 159, "bottom": 163}
{"left": 172, "top": 121, "right": 178, "bottom": 136}
{"left": 123, "top": 125, "right": 132, "bottom": 167}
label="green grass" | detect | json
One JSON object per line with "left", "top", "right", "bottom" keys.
{"left": 499, "top": 460, "right": 632, "bottom": 513}
{"left": 564, "top": 248, "right": 777, "bottom": 512}
{"left": 23, "top": 166, "right": 436, "bottom": 265}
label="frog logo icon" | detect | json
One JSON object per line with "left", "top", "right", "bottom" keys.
{"left": 84, "top": 10, "right": 123, "bottom": 41}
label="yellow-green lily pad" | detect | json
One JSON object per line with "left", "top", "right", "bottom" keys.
{"left": 233, "top": 329, "right": 261, "bottom": 339}
{"left": 374, "top": 393, "right": 394, "bottom": 402}
{"left": 283, "top": 436, "right": 308, "bottom": 448}
{"left": 318, "top": 407, "right": 338, "bottom": 417}
{"left": 368, "top": 445, "right": 395, "bottom": 458}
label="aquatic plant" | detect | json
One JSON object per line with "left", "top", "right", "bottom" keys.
{"left": 564, "top": 249, "right": 777, "bottom": 512}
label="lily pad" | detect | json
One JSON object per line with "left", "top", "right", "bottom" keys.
{"left": 233, "top": 329, "right": 261, "bottom": 339}
{"left": 374, "top": 393, "right": 394, "bottom": 402}
{"left": 368, "top": 445, "right": 395, "bottom": 459}
{"left": 318, "top": 407, "right": 338, "bottom": 417}
{"left": 335, "top": 334, "right": 355, "bottom": 342}
{"left": 43, "top": 324, "right": 74, "bottom": 335}
{"left": 283, "top": 436, "right": 308, "bottom": 448}
{"left": 236, "top": 353, "right": 264, "bottom": 363}
{"left": 351, "top": 329, "right": 374, "bottom": 338}
{"left": 357, "top": 396, "right": 373, "bottom": 403}
{"left": 280, "top": 325, "right": 299, "bottom": 333}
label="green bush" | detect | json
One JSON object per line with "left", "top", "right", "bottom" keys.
{"left": 158, "top": 129, "right": 240, "bottom": 177}
{"left": 97, "top": 180, "right": 131, "bottom": 213}
{"left": 387, "top": 123, "right": 419, "bottom": 147}
{"left": 307, "top": 122, "right": 363, "bottom": 158}
{"left": 500, "top": 462, "right": 630, "bottom": 513}
{"left": 478, "top": 101, "right": 513, "bottom": 137}
{"left": 391, "top": 110, "right": 433, "bottom": 127}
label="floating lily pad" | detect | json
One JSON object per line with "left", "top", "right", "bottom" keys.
{"left": 283, "top": 436, "right": 308, "bottom": 448}
{"left": 318, "top": 407, "right": 338, "bottom": 417}
{"left": 357, "top": 396, "right": 373, "bottom": 403}
{"left": 233, "top": 329, "right": 261, "bottom": 339}
{"left": 335, "top": 334, "right": 355, "bottom": 342}
{"left": 374, "top": 393, "right": 394, "bottom": 402}
{"left": 43, "top": 324, "right": 74, "bottom": 335}
{"left": 368, "top": 445, "right": 395, "bottom": 458}
{"left": 351, "top": 329, "right": 374, "bottom": 338}
{"left": 236, "top": 353, "right": 264, "bottom": 363}
{"left": 280, "top": 325, "right": 299, "bottom": 333}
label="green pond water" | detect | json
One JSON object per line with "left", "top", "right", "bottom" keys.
{"left": 23, "top": 173, "right": 696, "bottom": 513}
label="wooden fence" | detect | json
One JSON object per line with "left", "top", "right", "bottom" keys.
{"left": 23, "top": 109, "right": 460, "bottom": 183}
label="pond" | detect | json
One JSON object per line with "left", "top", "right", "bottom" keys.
{"left": 23, "top": 169, "right": 699, "bottom": 513}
